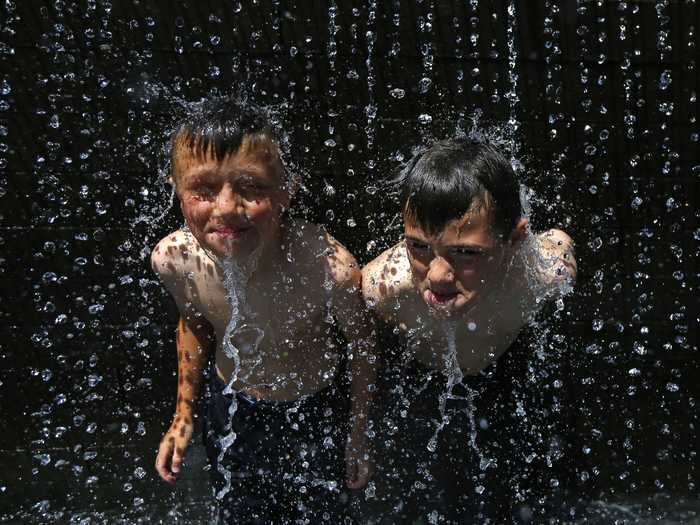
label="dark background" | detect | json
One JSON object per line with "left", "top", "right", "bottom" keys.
{"left": 1, "top": 0, "right": 698, "bottom": 522}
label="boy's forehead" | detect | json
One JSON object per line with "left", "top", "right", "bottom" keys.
{"left": 172, "top": 140, "right": 284, "bottom": 182}
{"left": 404, "top": 198, "right": 495, "bottom": 236}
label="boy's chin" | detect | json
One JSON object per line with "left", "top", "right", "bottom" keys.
{"left": 200, "top": 239, "right": 260, "bottom": 264}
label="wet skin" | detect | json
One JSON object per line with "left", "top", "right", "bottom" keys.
{"left": 174, "top": 138, "right": 290, "bottom": 261}
{"left": 152, "top": 139, "right": 375, "bottom": 489}
{"left": 362, "top": 204, "right": 577, "bottom": 373}
{"left": 404, "top": 205, "right": 521, "bottom": 318}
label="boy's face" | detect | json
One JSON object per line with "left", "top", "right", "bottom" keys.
{"left": 174, "top": 139, "right": 289, "bottom": 261}
{"left": 404, "top": 203, "right": 524, "bottom": 319}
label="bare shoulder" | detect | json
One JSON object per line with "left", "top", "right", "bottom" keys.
{"left": 323, "top": 229, "right": 361, "bottom": 290}
{"left": 150, "top": 229, "right": 210, "bottom": 301}
{"left": 289, "top": 219, "right": 360, "bottom": 289}
{"left": 361, "top": 242, "right": 412, "bottom": 311}
{"left": 534, "top": 228, "right": 578, "bottom": 283}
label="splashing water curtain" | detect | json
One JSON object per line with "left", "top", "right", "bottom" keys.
{"left": 2, "top": 0, "right": 698, "bottom": 522}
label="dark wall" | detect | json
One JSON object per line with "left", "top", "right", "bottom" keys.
{"left": 1, "top": 0, "right": 698, "bottom": 519}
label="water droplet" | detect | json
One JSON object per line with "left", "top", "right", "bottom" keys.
{"left": 633, "top": 342, "right": 646, "bottom": 355}
{"left": 34, "top": 453, "right": 51, "bottom": 466}
{"left": 88, "top": 304, "right": 103, "bottom": 314}
{"left": 418, "top": 77, "right": 432, "bottom": 94}
{"left": 417, "top": 114, "right": 433, "bottom": 125}
{"left": 389, "top": 88, "right": 405, "bottom": 99}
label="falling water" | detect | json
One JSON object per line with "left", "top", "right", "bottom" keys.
{"left": 2, "top": 1, "right": 698, "bottom": 522}
{"left": 325, "top": 2, "right": 339, "bottom": 152}
{"left": 364, "top": 0, "right": 378, "bottom": 155}
{"left": 426, "top": 322, "right": 485, "bottom": 472}
{"left": 505, "top": 0, "right": 520, "bottom": 139}
{"left": 212, "top": 248, "right": 265, "bottom": 501}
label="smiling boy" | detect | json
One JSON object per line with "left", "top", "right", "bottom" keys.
{"left": 150, "top": 99, "right": 374, "bottom": 523}
{"left": 362, "top": 138, "right": 576, "bottom": 523}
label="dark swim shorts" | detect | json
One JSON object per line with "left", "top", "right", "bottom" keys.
{"left": 202, "top": 367, "right": 354, "bottom": 525}
{"left": 367, "top": 327, "right": 567, "bottom": 525}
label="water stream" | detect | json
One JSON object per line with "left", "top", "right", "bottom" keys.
{"left": 1, "top": 1, "right": 696, "bottom": 522}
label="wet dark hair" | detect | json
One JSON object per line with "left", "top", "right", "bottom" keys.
{"left": 395, "top": 137, "right": 523, "bottom": 238}
{"left": 171, "top": 97, "right": 287, "bottom": 183}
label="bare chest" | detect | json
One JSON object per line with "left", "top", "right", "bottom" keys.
{"left": 191, "top": 273, "right": 332, "bottom": 348}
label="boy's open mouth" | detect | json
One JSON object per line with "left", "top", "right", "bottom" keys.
{"left": 425, "top": 289, "right": 459, "bottom": 306}
{"left": 212, "top": 226, "right": 252, "bottom": 239}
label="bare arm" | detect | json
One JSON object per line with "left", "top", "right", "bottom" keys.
{"left": 536, "top": 229, "right": 577, "bottom": 284}
{"left": 326, "top": 234, "right": 377, "bottom": 489}
{"left": 151, "top": 231, "right": 215, "bottom": 484}
{"left": 155, "top": 314, "right": 214, "bottom": 484}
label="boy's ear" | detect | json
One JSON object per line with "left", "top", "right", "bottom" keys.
{"left": 509, "top": 218, "right": 529, "bottom": 246}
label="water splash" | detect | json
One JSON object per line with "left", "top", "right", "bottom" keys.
{"left": 211, "top": 244, "right": 264, "bottom": 501}
{"left": 426, "top": 322, "right": 485, "bottom": 474}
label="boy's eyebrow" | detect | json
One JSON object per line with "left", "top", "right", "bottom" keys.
{"left": 446, "top": 244, "right": 490, "bottom": 253}
{"left": 405, "top": 235, "right": 491, "bottom": 253}
{"left": 404, "top": 235, "right": 430, "bottom": 244}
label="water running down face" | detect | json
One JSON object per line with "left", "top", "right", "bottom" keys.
{"left": 174, "top": 136, "right": 290, "bottom": 263}
{"left": 404, "top": 201, "right": 527, "bottom": 318}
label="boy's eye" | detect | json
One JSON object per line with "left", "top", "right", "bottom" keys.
{"left": 450, "top": 248, "right": 482, "bottom": 259}
{"left": 407, "top": 240, "right": 430, "bottom": 252}
{"left": 237, "top": 182, "right": 271, "bottom": 200}
{"left": 192, "top": 186, "right": 216, "bottom": 199}
{"left": 240, "top": 180, "right": 270, "bottom": 191}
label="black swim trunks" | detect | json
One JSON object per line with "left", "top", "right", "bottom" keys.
{"left": 367, "top": 327, "right": 562, "bottom": 524}
{"left": 202, "top": 367, "right": 354, "bottom": 525}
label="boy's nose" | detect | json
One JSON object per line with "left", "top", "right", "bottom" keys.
{"left": 214, "top": 185, "right": 244, "bottom": 217}
{"left": 427, "top": 256, "right": 455, "bottom": 286}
